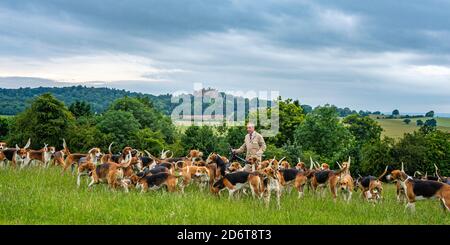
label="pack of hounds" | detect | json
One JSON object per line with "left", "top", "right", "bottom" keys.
{"left": 0, "top": 139, "right": 449, "bottom": 212}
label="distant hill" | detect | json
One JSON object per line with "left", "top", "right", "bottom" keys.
{"left": 0, "top": 86, "right": 269, "bottom": 117}
{"left": 0, "top": 86, "right": 173, "bottom": 115}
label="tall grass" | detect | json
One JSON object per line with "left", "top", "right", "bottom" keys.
{"left": 0, "top": 167, "right": 449, "bottom": 224}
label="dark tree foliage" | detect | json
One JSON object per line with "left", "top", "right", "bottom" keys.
{"left": 300, "top": 104, "right": 312, "bottom": 114}
{"left": 96, "top": 110, "right": 141, "bottom": 150}
{"left": 267, "top": 98, "right": 304, "bottom": 147}
{"left": 343, "top": 114, "right": 382, "bottom": 144}
{"left": 360, "top": 137, "right": 395, "bottom": 175}
{"left": 181, "top": 126, "right": 221, "bottom": 155}
{"left": 108, "top": 97, "right": 176, "bottom": 144}
{"left": 8, "top": 93, "right": 75, "bottom": 148}
{"left": 393, "top": 130, "right": 450, "bottom": 176}
{"left": 392, "top": 109, "right": 400, "bottom": 116}
{"left": 226, "top": 126, "right": 247, "bottom": 149}
{"left": 0, "top": 86, "right": 171, "bottom": 115}
{"left": 293, "top": 105, "right": 355, "bottom": 164}
{"left": 0, "top": 116, "right": 12, "bottom": 140}
{"left": 425, "top": 118, "right": 437, "bottom": 127}
{"left": 416, "top": 119, "right": 424, "bottom": 126}
{"left": 69, "top": 101, "right": 92, "bottom": 118}
{"left": 425, "top": 110, "right": 434, "bottom": 117}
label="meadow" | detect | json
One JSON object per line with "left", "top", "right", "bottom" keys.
{"left": 1, "top": 167, "right": 449, "bottom": 225}
{"left": 374, "top": 117, "right": 450, "bottom": 139}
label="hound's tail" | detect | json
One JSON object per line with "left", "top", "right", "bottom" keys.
{"left": 108, "top": 142, "right": 114, "bottom": 155}
{"left": 62, "top": 138, "right": 70, "bottom": 155}
{"left": 333, "top": 165, "right": 348, "bottom": 175}
{"left": 434, "top": 164, "right": 446, "bottom": 182}
{"left": 378, "top": 166, "right": 389, "bottom": 180}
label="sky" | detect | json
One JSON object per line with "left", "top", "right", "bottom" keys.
{"left": 0, "top": 0, "right": 450, "bottom": 113}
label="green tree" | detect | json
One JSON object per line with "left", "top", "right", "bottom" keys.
{"left": 281, "top": 140, "right": 303, "bottom": 164}
{"left": 300, "top": 104, "right": 312, "bottom": 114}
{"left": 96, "top": 110, "right": 141, "bottom": 149}
{"left": 420, "top": 119, "right": 437, "bottom": 134}
{"left": 360, "top": 137, "right": 394, "bottom": 175}
{"left": 392, "top": 132, "right": 427, "bottom": 173}
{"left": 69, "top": 101, "right": 92, "bottom": 118}
{"left": 416, "top": 119, "right": 424, "bottom": 126}
{"left": 424, "top": 130, "right": 450, "bottom": 176}
{"left": 181, "top": 126, "right": 221, "bottom": 155}
{"left": 424, "top": 118, "right": 437, "bottom": 127}
{"left": 109, "top": 97, "right": 175, "bottom": 143}
{"left": 67, "top": 124, "right": 111, "bottom": 153}
{"left": 135, "top": 128, "right": 166, "bottom": 155}
{"left": 425, "top": 110, "right": 434, "bottom": 117}
{"left": 403, "top": 118, "right": 411, "bottom": 125}
{"left": 8, "top": 93, "right": 75, "bottom": 148}
{"left": 226, "top": 126, "right": 247, "bottom": 149}
{"left": 343, "top": 114, "right": 382, "bottom": 143}
{"left": 293, "top": 105, "right": 355, "bottom": 164}
{"left": 392, "top": 109, "right": 400, "bottom": 116}
{"left": 0, "top": 117, "right": 12, "bottom": 140}
{"left": 393, "top": 130, "right": 450, "bottom": 175}
{"left": 264, "top": 144, "right": 289, "bottom": 160}
{"left": 266, "top": 98, "right": 304, "bottom": 147}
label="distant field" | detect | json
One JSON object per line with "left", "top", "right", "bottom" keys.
{"left": 1, "top": 167, "right": 449, "bottom": 225}
{"left": 373, "top": 117, "right": 450, "bottom": 139}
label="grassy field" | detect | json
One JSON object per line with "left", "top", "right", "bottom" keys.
{"left": 0, "top": 167, "right": 449, "bottom": 225}
{"left": 373, "top": 117, "right": 450, "bottom": 139}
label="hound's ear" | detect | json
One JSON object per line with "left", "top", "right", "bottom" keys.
{"left": 15, "top": 144, "right": 19, "bottom": 150}
{"left": 24, "top": 138, "right": 31, "bottom": 149}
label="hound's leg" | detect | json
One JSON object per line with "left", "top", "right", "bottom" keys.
{"left": 440, "top": 198, "right": 449, "bottom": 212}
{"left": 276, "top": 190, "right": 281, "bottom": 209}
{"left": 121, "top": 180, "right": 129, "bottom": 193}
{"left": 250, "top": 184, "right": 257, "bottom": 199}
{"left": 347, "top": 192, "right": 352, "bottom": 203}
{"left": 263, "top": 191, "right": 270, "bottom": 208}
{"left": 87, "top": 178, "right": 96, "bottom": 189}
{"left": 61, "top": 159, "right": 71, "bottom": 175}
{"left": 76, "top": 173, "right": 82, "bottom": 187}
{"left": 228, "top": 189, "right": 236, "bottom": 200}
{"left": 405, "top": 202, "right": 416, "bottom": 213}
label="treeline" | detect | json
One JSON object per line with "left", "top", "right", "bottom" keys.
{"left": 0, "top": 86, "right": 371, "bottom": 118}
{"left": 0, "top": 93, "right": 448, "bottom": 176}
{"left": 0, "top": 86, "right": 173, "bottom": 115}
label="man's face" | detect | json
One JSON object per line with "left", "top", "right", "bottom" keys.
{"left": 247, "top": 125, "right": 255, "bottom": 134}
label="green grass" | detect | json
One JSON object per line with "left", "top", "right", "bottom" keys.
{"left": 374, "top": 117, "right": 450, "bottom": 139}
{"left": 0, "top": 167, "right": 449, "bottom": 224}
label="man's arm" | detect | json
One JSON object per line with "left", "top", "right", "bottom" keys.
{"left": 234, "top": 142, "right": 246, "bottom": 154}
{"left": 256, "top": 135, "right": 266, "bottom": 157}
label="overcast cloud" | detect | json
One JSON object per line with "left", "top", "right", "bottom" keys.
{"left": 0, "top": 0, "right": 449, "bottom": 113}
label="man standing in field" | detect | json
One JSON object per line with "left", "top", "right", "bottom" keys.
{"left": 232, "top": 122, "right": 266, "bottom": 171}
